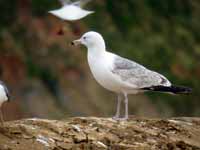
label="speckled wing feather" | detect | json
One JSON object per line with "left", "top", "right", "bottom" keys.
{"left": 111, "top": 55, "right": 171, "bottom": 89}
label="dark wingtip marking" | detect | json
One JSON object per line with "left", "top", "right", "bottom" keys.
{"left": 142, "top": 85, "right": 192, "bottom": 95}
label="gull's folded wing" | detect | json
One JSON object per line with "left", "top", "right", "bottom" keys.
{"left": 111, "top": 55, "right": 171, "bottom": 89}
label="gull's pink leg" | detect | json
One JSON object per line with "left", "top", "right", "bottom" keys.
{"left": 124, "top": 93, "right": 129, "bottom": 120}
{"left": 113, "top": 94, "right": 122, "bottom": 120}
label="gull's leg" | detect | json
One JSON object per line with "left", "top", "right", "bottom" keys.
{"left": 113, "top": 94, "right": 122, "bottom": 120}
{"left": 123, "top": 93, "right": 129, "bottom": 120}
{"left": 0, "top": 108, "right": 4, "bottom": 126}
{"left": 119, "top": 93, "right": 128, "bottom": 121}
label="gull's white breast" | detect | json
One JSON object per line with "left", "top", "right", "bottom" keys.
{"left": 87, "top": 52, "right": 136, "bottom": 93}
{"left": 0, "top": 85, "right": 7, "bottom": 107}
{"left": 49, "top": 5, "right": 92, "bottom": 21}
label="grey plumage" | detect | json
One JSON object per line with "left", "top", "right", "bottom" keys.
{"left": 111, "top": 55, "right": 170, "bottom": 88}
{"left": 72, "top": 31, "right": 192, "bottom": 120}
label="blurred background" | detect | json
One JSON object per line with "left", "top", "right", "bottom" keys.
{"left": 0, "top": 0, "right": 199, "bottom": 121}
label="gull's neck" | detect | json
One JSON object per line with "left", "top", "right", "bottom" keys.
{"left": 87, "top": 43, "right": 106, "bottom": 57}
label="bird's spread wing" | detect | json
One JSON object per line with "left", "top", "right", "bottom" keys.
{"left": 59, "top": 0, "right": 72, "bottom": 5}
{"left": 111, "top": 55, "right": 171, "bottom": 89}
{"left": 72, "top": 0, "right": 92, "bottom": 7}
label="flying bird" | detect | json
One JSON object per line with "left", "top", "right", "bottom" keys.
{"left": 48, "top": 0, "right": 94, "bottom": 21}
{"left": 72, "top": 31, "right": 192, "bottom": 120}
{"left": 0, "top": 81, "right": 10, "bottom": 125}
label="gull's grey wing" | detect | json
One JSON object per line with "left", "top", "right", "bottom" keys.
{"left": 111, "top": 55, "right": 171, "bottom": 89}
{"left": 59, "top": 0, "right": 72, "bottom": 5}
{"left": 72, "top": 0, "right": 92, "bottom": 7}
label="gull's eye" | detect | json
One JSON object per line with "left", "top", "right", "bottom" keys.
{"left": 83, "top": 36, "right": 87, "bottom": 40}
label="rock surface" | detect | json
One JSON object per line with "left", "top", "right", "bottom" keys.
{"left": 0, "top": 117, "right": 200, "bottom": 150}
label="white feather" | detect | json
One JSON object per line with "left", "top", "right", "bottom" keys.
{"left": 0, "top": 84, "right": 8, "bottom": 107}
{"left": 48, "top": 4, "right": 94, "bottom": 21}
{"left": 74, "top": 31, "right": 172, "bottom": 94}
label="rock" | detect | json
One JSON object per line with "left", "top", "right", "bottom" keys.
{"left": 0, "top": 117, "right": 200, "bottom": 150}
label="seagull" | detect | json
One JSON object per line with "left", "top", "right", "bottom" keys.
{"left": 71, "top": 31, "right": 192, "bottom": 120}
{"left": 0, "top": 81, "right": 10, "bottom": 125}
{"left": 48, "top": 0, "right": 94, "bottom": 21}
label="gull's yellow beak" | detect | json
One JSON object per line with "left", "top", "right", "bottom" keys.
{"left": 71, "top": 39, "right": 82, "bottom": 46}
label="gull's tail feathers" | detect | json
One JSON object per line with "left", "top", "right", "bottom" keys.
{"left": 142, "top": 85, "right": 192, "bottom": 95}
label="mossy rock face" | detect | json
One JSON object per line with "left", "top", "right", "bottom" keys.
{"left": 0, "top": 117, "right": 200, "bottom": 150}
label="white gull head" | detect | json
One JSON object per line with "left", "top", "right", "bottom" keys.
{"left": 72, "top": 31, "right": 106, "bottom": 50}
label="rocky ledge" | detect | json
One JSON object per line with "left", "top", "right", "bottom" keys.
{"left": 0, "top": 117, "right": 200, "bottom": 150}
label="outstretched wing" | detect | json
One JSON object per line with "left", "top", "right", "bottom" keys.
{"left": 72, "top": 0, "right": 92, "bottom": 7}
{"left": 59, "top": 0, "right": 72, "bottom": 5}
{"left": 111, "top": 55, "right": 171, "bottom": 89}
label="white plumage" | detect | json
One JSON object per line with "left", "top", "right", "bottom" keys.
{"left": 72, "top": 31, "right": 191, "bottom": 120}
{"left": 0, "top": 81, "right": 10, "bottom": 124}
{"left": 48, "top": 0, "right": 94, "bottom": 21}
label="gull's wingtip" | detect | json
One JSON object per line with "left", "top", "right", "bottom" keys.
{"left": 89, "top": 10, "right": 95, "bottom": 14}
{"left": 142, "top": 85, "right": 192, "bottom": 95}
{"left": 48, "top": 10, "right": 52, "bottom": 14}
{"left": 86, "top": 10, "right": 95, "bottom": 15}
{"left": 48, "top": 10, "right": 55, "bottom": 14}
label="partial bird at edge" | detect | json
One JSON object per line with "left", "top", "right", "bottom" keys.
{"left": 0, "top": 81, "right": 10, "bottom": 125}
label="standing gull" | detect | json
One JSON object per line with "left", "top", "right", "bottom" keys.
{"left": 71, "top": 31, "right": 192, "bottom": 120}
{"left": 48, "top": 0, "right": 94, "bottom": 21}
{"left": 0, "top": 81, "right": 10, "bottom": 125}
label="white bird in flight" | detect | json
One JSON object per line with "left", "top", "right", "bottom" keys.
{"left": 0, "top": 81, "right": 10, "bottom": 125}
{"left": 48, "top": 0, "right": 94, "bottom": 21}
{"left": 72, "top": 31, "right": 192, "bottom": 120}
